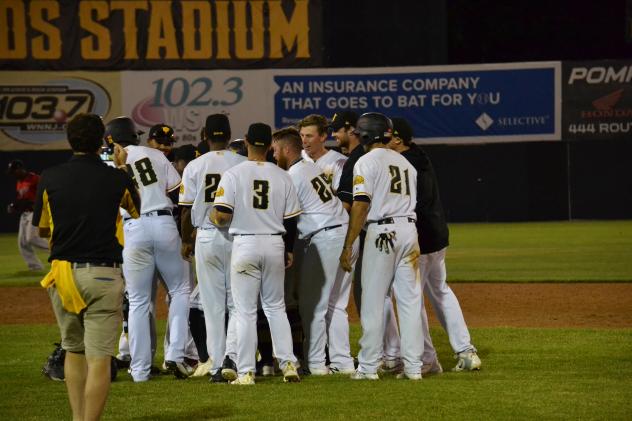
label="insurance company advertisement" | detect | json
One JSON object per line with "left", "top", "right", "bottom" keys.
{"left": 0, "top": 72, "right": 120, "bottom": 151}
{"left": 562, "top": 61, "right": 632, "bottom": 141}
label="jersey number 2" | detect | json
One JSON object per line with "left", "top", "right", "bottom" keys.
{"left": 127, "top": 157, "right": 158, "bottom": 188}
{"left": 311, "top": 175, "right": 333, "bottom": 203}
{"left": 204, "top": 174, "right": 221, "bottom": 202}
{"left": 389, "top": 165, "right": 410, "bottom": 195}
{"left": 253, "top": 180, "right": 269, "bottom": 209}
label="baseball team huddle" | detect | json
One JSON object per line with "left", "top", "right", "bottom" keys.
{"left": 43, "top": 110, "right": 482, "bottom": 386}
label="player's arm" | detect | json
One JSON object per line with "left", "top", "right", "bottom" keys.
{"left": 180, "top": 206, "right": 195, "bottom": 259}
{"left": 340, "top": 200, "right": 369, "bottom": 272}
{"left": 210, "top": 173, "right": 235, "bottom": 227}
{"left": 210, "top": 206, "right": 232, "bottom": 227}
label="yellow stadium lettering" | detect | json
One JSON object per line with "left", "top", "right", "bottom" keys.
{"left": 233, "top": 0, "right": 264, "bottom": 60}
{"left": 146, "top": 0, "right": 179, "bottom": 59}
{"left": 181, "top": 0, "right": 212, "bottom": 59}
{"left": 269, "top": 0, "right": 309, "bottom": 58}
{"left": 0, "top": 0, "right": 27, "bottom": 59}
{"left": 215, "top": 0, "right": 230, "bottom": 59}
{"left": 30, "top": 0, "right": 61, "bottom": 59}
{"left": 110, "top": 0, "right": 148, "bottom": 60}
{"left": 79, "top": 1, "right": 111, "bottom": 60}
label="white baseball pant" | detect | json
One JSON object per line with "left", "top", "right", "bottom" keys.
{"left": 299, "top": 226, "right": 357, "bottom": 371}
{"left": 230, "top": 235, "right": 298, "bottom": 375}
{"left": 358, "top": 219, "right": 424, "bottom": 376}
{"left": 18, "top": 211, "right": 48, "bottom": 270}
{"left": 124, "top": 214, "right": 191, "bottom": 382}
{"left": 420, "top": 247, "right": 474, "bottom": 361}
{"left": 195, "top": 227, "right": 237, "bottom": 374}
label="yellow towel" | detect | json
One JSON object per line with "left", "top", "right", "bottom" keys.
{"left": 41, "top": 260, "right": 86, "bottom": 314}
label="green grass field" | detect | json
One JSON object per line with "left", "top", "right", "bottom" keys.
{"left": 1, "top": 221, "right": 631, "bottom": 420}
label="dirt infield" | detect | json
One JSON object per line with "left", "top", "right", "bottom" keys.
{"left": 2, "top": 283, "right": 631, "bottom": 328}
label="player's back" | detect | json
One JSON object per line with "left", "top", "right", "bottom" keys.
{"left": 288, "top": 159, "right": 347, "bottom": 238}
{"left": 125, "top": 145, "right": 181, "bottom": 213}
{"left": 355, "top": 148, "right": 417, "bottom": 222}
{"left": 216, "top": 161, "right": 301, "bottom": 235}
{"left": 181, "top": 150, "right": 246, "bottom": 228}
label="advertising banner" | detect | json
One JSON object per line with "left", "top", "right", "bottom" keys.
{"left": 273, "top": 63, "right": 561, "bottom": 144}
{"left": 563, "top": 61, "right": 632, "bottom": 140}
{"left": 0, "top": 72, "right": 120, "bottom": 150}
{"left": 0, "top": 0, "right": 322, "bottom": 70}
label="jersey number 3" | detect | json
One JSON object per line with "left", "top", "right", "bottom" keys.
{"left": 253, "top": 180, "right": 269, "bottom": 209}
{"left": 127, "top": 157, "right": 158, "bottom": 188}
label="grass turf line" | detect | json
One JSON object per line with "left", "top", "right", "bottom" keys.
{"left": 0, "top": 324, "right": 630, "bottom": 420}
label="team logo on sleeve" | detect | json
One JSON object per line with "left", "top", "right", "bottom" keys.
{"left": 353, "top": 175, "right": 364, "bottom": 186}
{"left": 179, "top": 184, "right": 185, "bottom": 194}
{"left": 216, "top": 186, "right": 225, "bottom": 198}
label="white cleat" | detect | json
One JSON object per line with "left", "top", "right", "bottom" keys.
{"left": 453, "top": 350, "right": 482, "bottom": 372}
{"left": 282, "top": 362, "right": 301, "bottom": 383}
{"left": 309, "top": 367, "right": 331, "bottom": 376}
{"left": 191, "top": 359, "right": 213, "bottom": 378}
{"left": 231, "top": 372, "right": 255, "bottom": 385}
{"left": 329, "top": 366, "right": 356, "bottom": 375}
{"left": 396, "top": 372, "right": 422, "bottom": 380}
{"left": 261, "top": 364, "right": 275, "bottom": 377}
{"left": 350, "top": 370, "right": 379, "bottom": 380}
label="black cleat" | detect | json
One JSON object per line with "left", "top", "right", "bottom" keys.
{"left": 209, "top": 370, "right": 228, "bottom": 383}
{"left": 221, "top": 356, "right": 238, "bottom": 381}
{"left": 165, "top": 360, "right": 192, "bottom": 379}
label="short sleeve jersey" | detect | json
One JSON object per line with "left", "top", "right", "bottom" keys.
{"left": 353, "top": 148, "right": 418, "bottom": 222}
{"left": 287, "top": 159, "right": 348, "bottom": 239}
{"left": 214, "top": 161, "right": 301, "bottom": 235}
{"left": 302, "top": 149, "right": 347, "bottom": 192}
{"left": 124, "top": 145, "right": 181, "bottom": 214}
{"left": 178, "top": 150, "right": 247, "bottom": 229}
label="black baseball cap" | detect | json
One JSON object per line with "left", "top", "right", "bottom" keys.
{"left": 204, "top": 114, "right": 231, "bottom": 142}
{"left": 6, "top": 159, "right": 24, "bottom": 174}
{"left": 391, "top": 117, "right": 414, "bottom": 143}
{"left": 329, "top": 111, "right": 359, "bottom": 132}
{"left": 174, "top": 144, "right": 198, "bottom": 163}
{"left": 148, "top": 124, "right": 176, "bottom": 144}
{"left": 246, "top": 123, "right": 272, "bottom": 147}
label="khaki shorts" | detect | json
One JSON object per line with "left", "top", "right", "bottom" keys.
{"left": 48, "top": 265, "right": 124, "bottom": 357}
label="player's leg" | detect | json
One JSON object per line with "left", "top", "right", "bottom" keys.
{"left": 230, "top": 236, "right": 262, "bottom": 377}
{"left": 424, "top": 248, "right": 474, "bottom": 353}
{"left": 25, "top": 211, "right": 49, "bottom": 250}
{"left": 124, "top": 218, "right": 157, "bottom": 382}
{"left": 420, "top": 293, "right": 442, "bottom": 375}
{"left": 153, "top": 217, "right": 191, "bottom": 367}
{"left": 298, "top": 234, "right": 330, "bottom": 372}
{"left": 324, "top": 231, "right": 357, "bottom": 372}
{"left": 195, "top": 229, "right": 229, "bottom": 377}
{"left": 260, "top": 236, "right": 298, "bottom": 372}
{"left": 391, "top": 226, "right": 424, "bottom": 378}
{"left": 18, "top": 212, "right": 44, "bottom": 270}
{"left": 382, "top": 294, "right": 402, "bottom": 370}
{"left": 357, "top": 227, "right": 395, "bottom": 375}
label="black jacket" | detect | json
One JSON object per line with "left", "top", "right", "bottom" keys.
{"left": 401, "top": 145, "right": 449, "bottom": 254}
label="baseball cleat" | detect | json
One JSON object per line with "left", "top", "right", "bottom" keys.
{"left": 422, "top": 358, "right": 443, "bottom": 376}
{"left": 221, "top": 356, "right": 238, "bottom": 381}
{"left": 396, "top": 372, "right": 422, "bottom": 380}
{"left": 114, "top": 354, "right": 131, "bottom": 369}
{"left": 378, "top": 359, "right": 403, "bottom": 374}
{"left": 308, "top": 366, "right": 331, "bottom": 376}
{"left": 261, "top": 364, "right": 275, "bottom": 377}
{"left": 210, "top": 370, "right": 228, "bottom": 383}
{"left": 282, "top": 362, "right": 301, "bottom": 383}
{"left": 329, "top": 366, "right": 356, "bottom": 375}
{"left": 350, "top": 370, "right": 379, "bottom": 380}
{"left": 165, "top": 360, "right": 192, "bottom": 379}
{"left": 191, "top": 359, "right": 212, "bottom": 378}
{"left": 231, "top": 372, "right": 255, "bottom": 385}
{"left": 453, "top": 350, "right": 482, "bottom": 372}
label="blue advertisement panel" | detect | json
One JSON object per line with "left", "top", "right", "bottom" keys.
{"left": 274, "top": 63, "right": 560, "bottom": 143}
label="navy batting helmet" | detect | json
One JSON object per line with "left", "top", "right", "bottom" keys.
{"left": 353, "top": 112, "right": 393, "bottom": 146}
{"left": 104, "top": 117, "right": 143, "bottom": 146}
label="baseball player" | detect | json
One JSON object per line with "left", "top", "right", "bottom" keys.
{"left": 339, "top": 112, "right": 424, "bottom": 380}
{"left": 6, "top": 160, "right": 49, "bottom": 271}
{"left": 331, "top": 111, "right": 402, "bottom": 372}
{"left": 298, "top": 114, "right": 347, "bottom": 192}
{"left": 271, "top": 127, "right": 357, "bottom": 375}
{"left": 179, "top": 114, "right": 246, "bottom": 382}
{"left": 211, "top": 122, "right": 301, "bottom": 385}
{"left": 388, "top": 117, "right": 481, "bottom": 373}
{"left": 106, "top": 117, "right": 191, "bottom": 382}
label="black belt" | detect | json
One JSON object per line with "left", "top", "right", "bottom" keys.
{"left": 375, "top": 217, "right": 416, "bottom": 225}
{"left": 323, "top": 224, "right": 342, "bottom": 231}
{"left": 234, "top": 233, "right": 283, "bottom": 236}
{"left": 125, "top": 209, "right": 172, "bottom": 221}
{"left": 305, "top": 224, "right": 343, "bottom": 241}
{"left": 72, "top": 262, "right": 121, "bottom": 269}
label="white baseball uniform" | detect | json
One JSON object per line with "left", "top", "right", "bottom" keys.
{"left": 122, "top": 145, "right": 191, "bottom": 382}
{"left": 288, "top": 159, "right": 357, "bottom": 372}
{"left": 179, "top": 149, "right": 246, "bottom": 375}
{"left": 301, "top": 149, "right": 347, "bottom": 192}
{"left": 353, "top": 147, "right": 424, "bottom": 376}
{"left": 214, "top": 160, "right": 301, "bottom": 376}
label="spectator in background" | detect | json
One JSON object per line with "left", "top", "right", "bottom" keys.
{"left": 6, "top": 159, "right": 49, "bottom": 271}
